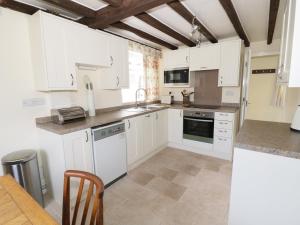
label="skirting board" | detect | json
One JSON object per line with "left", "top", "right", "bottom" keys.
{"left": 168, "top": 141, "right": 232, "bottom": 161}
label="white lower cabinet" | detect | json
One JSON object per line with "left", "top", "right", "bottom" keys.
{"left": 213, "top": 112, "right": 235, "bottom": 158}
{"left": 125, "top": 110, "right": 168, "bottom": 167}
{"left": 168, "top": 108, "right": 183, "bottom": 144}
{"left": 125, "top": 117, "right": 143, "bottom": 165}
{"left": 153, "top": 110, "right": 168, "bottom": 149}
{"left": 229, "top": 148, "right": 300, "bottom": 225}
{"left": 142, "top": 113, "right": 155, "bottom": 155}
{"left": 38, "top": 128, "right": 93, "bottom": 206}
{"left": 63, "top": 129, "right": 94, "bottom": 172}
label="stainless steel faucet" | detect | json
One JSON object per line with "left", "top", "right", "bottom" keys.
{"left": 135, "top": 88, "right": 147, "bottom": 108}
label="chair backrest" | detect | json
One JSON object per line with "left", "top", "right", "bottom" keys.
{"left": 62, "top": 170, "right": 104, "bottom": 225}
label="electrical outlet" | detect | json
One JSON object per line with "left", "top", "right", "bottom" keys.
{"left": 22, "top": 98, "right": 46, "bottom": 107}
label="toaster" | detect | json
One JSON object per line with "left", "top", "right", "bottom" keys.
{"left": 51, "top": 106, "right": 87, "bottom": 125}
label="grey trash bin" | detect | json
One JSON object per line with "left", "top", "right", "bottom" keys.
{"left": 1, "top": 150, "right": 44, "bottom": 207}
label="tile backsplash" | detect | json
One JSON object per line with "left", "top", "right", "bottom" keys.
{"left": 193, "top": 70, "right": 222, "bottom": 106}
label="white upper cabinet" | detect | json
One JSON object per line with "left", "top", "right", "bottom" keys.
{"left": 65, "top": 23, "right": 110, "bottom": 68}
{"left": 163, "top": 48, "right": 190, "bottom": 69}
{"left": 99, "top": 35, "right": 129, "bottom": 89}
{"left": 29, "top": 11, "right": 76, "bottom": 91}
{"left": 189, "top": 44, "right": 220, "bottom": 71}
{"left": 219, "top": 39, "right": 242, "bottom": 87}
{"left": 278, "top": 0, "right": 300, "bottom": 87}
{"left": 29, "top": 11, "right": 111, "bottom": 91}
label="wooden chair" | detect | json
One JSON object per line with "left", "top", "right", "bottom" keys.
{"left": 62, "top": 170, "right": 104, "bottom": 225}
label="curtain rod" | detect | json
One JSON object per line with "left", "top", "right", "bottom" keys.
{"left": 101, "top": 30, "right": 162, "bottom": 51}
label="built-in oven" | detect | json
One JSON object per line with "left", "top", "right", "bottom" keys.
{"left": 164, "top": 68, "right": 189, "bottom": 87}
{"left": 183, "top": 110, "right": 214, "bottom": 144}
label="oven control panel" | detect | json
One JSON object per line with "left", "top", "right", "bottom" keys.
{"left": 183, "top": 110, "right": 214, "bottom": 119}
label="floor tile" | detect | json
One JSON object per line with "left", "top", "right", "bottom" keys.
{"left": 146, "top": 177, "right": 186, "bottom": 201}
{"left": 128, "top": 170, "right": 155, "bottom": 186}
{"left": 45, "top": 147, "right": 232, "bottom": 225}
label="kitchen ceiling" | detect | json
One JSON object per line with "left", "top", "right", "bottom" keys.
{"left": 2, "top": 0, "right": 285, "bottom": 49}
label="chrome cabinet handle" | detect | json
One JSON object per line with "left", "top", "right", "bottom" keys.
{"left": 156, "top": 113, "right": 158, "bottom": 120}
{"left": 85, "top": 131, "right": 89, "bottom": 142}
{"left": 128, "top": 120, "right": 131, "bottom": 129}
{"left": 180, "top": 111, "right": 182, "bottom": 117}
{"left": 70, "top": 74, "right": 74, "bottom": 86}
{"left": 116, "top": 76, "right": 120, "bottom": 87}
{"left": 110, "top": 56, "right": 114, "bottom": 66}
{"left": 145, "top": 115, "right": 150, "bottom": 118}
{"left": 186, "top": 56, "right": 189, "bottom": 64}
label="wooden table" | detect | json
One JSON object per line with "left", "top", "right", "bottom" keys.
{"left": 0, "top": 175, "right": 59, "bottom": 225}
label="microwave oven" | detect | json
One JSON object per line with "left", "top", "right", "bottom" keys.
{"left": 164, "top": 68, "right": 189, "bottom": 87}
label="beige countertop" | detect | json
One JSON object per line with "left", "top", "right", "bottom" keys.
{"left": 235, "top": 120, "right": 300, "bottom": 159}
{"left": 36, "top": 104, "right": 239, "bottom": 135}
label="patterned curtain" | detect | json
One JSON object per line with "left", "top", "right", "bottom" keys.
{"left": 128, "top": 41, "right": 161, "bottom": 101}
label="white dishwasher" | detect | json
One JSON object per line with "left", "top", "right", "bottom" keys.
{"left": 92, "top": 122, "right": 127, "bottom": 187}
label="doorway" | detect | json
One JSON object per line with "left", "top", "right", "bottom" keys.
{"left": 245, "top": 55, "right": 300, "bottom": 123}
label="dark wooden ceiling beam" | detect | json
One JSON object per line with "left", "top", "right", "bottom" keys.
{"left": 0, "top": 0, "right": 38, "bottom": 14}
{"left": 85, "top": 0, "right": 176, "bottom": 29}
{"left": 43, "top": 0, "right": 96, "bottom": 18}
{"left": 167, "top": 0, "right": 217, "bottom": 44}
{"left": 267, "top": 0, "right": 280, "bottom": 44}
{"left": 102, "top": 0, "right": 123, "bottom": 8}
{"left": 135, "top": 12, "right": 195, "bottom": 47}
{"left": 112, "top": 22, "right": 178, "bottom": 50}
{"left": 218, "top": 0, "right": 250, "bottom": 47}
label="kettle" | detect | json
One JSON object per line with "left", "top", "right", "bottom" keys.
{"left": 291, "top": 105, "right": 300, "bottom": 132}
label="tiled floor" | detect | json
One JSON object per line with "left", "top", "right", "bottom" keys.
{"left": 104, "top": 147, "right": 232, "bottom": 225}
{"left": 46, "top": 147, "right": 232, "bottom": 225}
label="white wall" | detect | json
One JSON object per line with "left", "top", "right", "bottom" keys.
{"left": 0, "top": 8, "right": 49, "bottom": 175}
{"left": 246, "top": 55, "right": 300, "bottom": 123}
{"left": 251, "top": 39, "right": 281, "bottom": 57}
{"left": 0, "top": 8, "right": 124, "bottom": 175}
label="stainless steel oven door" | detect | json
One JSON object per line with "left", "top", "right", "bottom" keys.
{"left": 183, "top": 116, "right": 214, "bottom": 143}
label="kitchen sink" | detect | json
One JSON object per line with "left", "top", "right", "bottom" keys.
{"left": 125, "top": 107, "right": 151, "bottom": 112}
{"left": 125, "top": 104, "right": 165, "bottom": 112}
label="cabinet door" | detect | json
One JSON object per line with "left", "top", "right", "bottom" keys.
{"left": 63, "top": 129, "right": 94, "bottom": 173}
{"left": 163, "top": 48, "right": 189, "bottom": 69}
{"left": 289, "top": 0, "right": 300, "bottom": 87}
{"left": 214, "top": 136, "right": 233, "bottom": 154}
{"left": 99, "top": 36, "right": 129, "bottom": 89}
{"left": 190, "top": 44, "right": 220, "bottom": 71}
{"left": 67, "top": 24, "right": 110, "bottom": 67}
{"left": 125, "top": 118, "right": 139, "bottom": 165}
{"left": 142, "top": 113, "right": 154, "bottom": 155}
{"left": 219, "top": 40, "right": 241, "bottom": 86}
{"left": 120, "top": 39, "right": 129, "bottom": 88}
{"left": 42, "top": 14, "right": 76, "bottom": 90}
{"left": 277, "top": 0, "right": 289, "bottom": 84}
{"left": 84, "top": 30, "right": 110, "bottom": 67}
{"left": 168, "top": 109, "right": 183, "bottom": 144}
{"left": 153, "top": 110, "right": 168, "bottom": 149}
